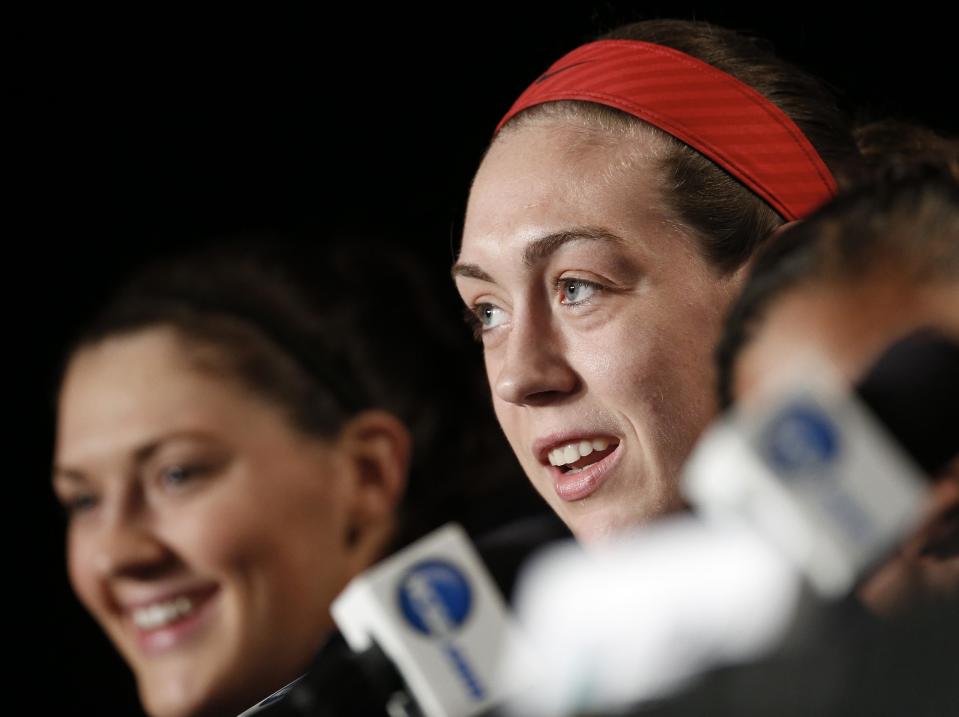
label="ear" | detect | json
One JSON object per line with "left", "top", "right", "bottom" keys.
{"left": 769, "top": 219, "right": 800, "bottom": 244}
{"left": 334, "top": 410, "right": 411, "bottom": 571}
{"left": 723, "top": 219, "right": 802, "bottom": 297}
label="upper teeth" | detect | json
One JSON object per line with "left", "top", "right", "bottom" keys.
{"left": 132, "top": 596, "right": 194, "bottom": 630}
{"left": 548, "top": 438, "right": 613, "bottom": 467}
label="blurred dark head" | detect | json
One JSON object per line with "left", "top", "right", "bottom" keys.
{"left": 715, "top": 161, "right": 958, "bottom": 618}
{"left": 718, "top": 161, "right": 959, "bottom": 410}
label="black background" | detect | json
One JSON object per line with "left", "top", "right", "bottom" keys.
{"left": 18, "top": 3, "right": 954, "bottom": 713}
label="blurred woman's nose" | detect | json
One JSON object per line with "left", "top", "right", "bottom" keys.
{"left": 92, "top": 496, "right": 173, "bottom": 579}
{"left": 494, "top": 312, "right": 578, "bottom": 406}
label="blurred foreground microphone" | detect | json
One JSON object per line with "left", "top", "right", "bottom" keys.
{"left": 502, "top": 329, "right": 958, "bottom": 716}
{"left": 686, "top": 328, "right": 957, "bottom": 598}
{"left": 332, "top": 524, "right": 534, "bottom": 716}
{"left": 254, "top": 522, "right": 544, "bottom": 717}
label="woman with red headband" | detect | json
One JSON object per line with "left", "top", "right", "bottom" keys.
{"left": 453, "top": 20, "right": 860, "bottom": 542}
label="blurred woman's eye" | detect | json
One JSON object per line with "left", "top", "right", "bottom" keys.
{"left": 148, "top": 442, "right": 230, "bottom": 493}
{"left": 558, "top": 278, "right": 601, "bottom": 306}
{"left": 157, "top": 463, "right": 211, "bottom": 490}
{"left": 61, "top": 493, "right": 99, "bottom": 518}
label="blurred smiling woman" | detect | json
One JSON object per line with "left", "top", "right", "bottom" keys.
{"left": 52, "top": 241, "right": 509, "bottom": 716}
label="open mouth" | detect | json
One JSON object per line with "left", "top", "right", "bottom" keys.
{"left": 545, "top": 436, "right": 623, "bottom": 503}
{"left": 132, "top": 596, "right": 197, "bottom": 630}
{"left": 547, "top": 437, "right": 620, "bottom": 474}
{"left": 130, "top": 586, "right": 219, "bottom": 631}
{"left": 127, "top": 586, "right": 220, "bottom": 654}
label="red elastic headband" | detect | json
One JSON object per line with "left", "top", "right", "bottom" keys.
{"left": 496, "top": 40, "right": 837, "bottom": 221}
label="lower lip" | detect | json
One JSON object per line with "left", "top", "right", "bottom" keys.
{"left": 549, "top": 442, "right": 623, "bottom": 502}
{"left": 132, "top": 589, "right": 220, "bottom": 656}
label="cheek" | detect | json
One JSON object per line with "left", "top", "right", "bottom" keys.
{"left": 66, "top": 529, "right": 100, "bottom": 614}
{"left": 491, "top": 397, "right": 527, "bottom": 468}
{"left": 485, "top": 352, "right": 521, "bottom": 442}
{"left": 164, "top": 481, "right": 351, "bottom": 638}
{"left": 231, "top": 469, "right": 351, "bottom": 584}
{"left": 571, "top": 306, "right": 672, "bottom": 401}
{"left": 482, "top": 345, "right": 503, "bottom": 392}
{"left": 585, "top": 307, "right": 719, "bottom": 448}
{"left": 162, "top": 485, "right": 292, "bottom": 583}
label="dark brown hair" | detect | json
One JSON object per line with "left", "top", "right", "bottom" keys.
{"left": 498, "top": 19, "right": 860, "bottom": 273}
{"left": 850, "top": 119, "right": 959, "bottom": 182}
{"left": 62, "top": 239, "right": 537, "bottom": 547}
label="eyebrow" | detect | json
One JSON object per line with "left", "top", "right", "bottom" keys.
{"left": 51, "top": 467, "right": 86, "bottom": 486}
{"left": 51, "top": 430, "right": 220, "bottom": 486}
{"left": 451, "top": 226, "right": 624, "bottom": 282}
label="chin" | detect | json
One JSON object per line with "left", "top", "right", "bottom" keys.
{"left": 139, "top": 686, "right": 193, "bottom": 717}
{"left": 137, "top": 670, "right": 243, "bottom": 717}
{"left": 564, "top": 506, "right": 638, "bottom": 544}
{"left": 568, "top": 494, "right": 686, "bottom": 544}
{"left": 139, "top": 681, "right": 199, "bottom": 717}
{"left": 571, "top": 521, "right": 621, "bottom": 544}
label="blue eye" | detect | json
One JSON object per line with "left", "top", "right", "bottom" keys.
{"left": 475, "top": 303, "right": 508, "bottom": 330}
{"left": 161, "top": 464, "right": 200, "bottom": 487}
{"left": 559, "top": 278, "right": 599, "bottom": 305}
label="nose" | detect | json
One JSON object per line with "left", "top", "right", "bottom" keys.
{"left": 92, "top": 498, "right": 175, "bottom": 580}
{"left": 494, "top": 311, "right": 579, "bottom": 406}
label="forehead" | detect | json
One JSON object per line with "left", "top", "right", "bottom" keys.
{"left": 735, "top": 278, "right": 959, "bottom": 399}
{"left": 463, "top": 120, "right": 673, "bottom": 251}
{"left": 56, "top": 328, "right": 258, "bottom": 465}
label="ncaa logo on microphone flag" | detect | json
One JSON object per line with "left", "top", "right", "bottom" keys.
{"left": 758, "top": 396, "right": 875, "bottom": 549}
{"left": 397, "top": 560, "right": 473, "bottom": 637}
{"left": 761, "top": 401, "right": 840, "bottom": 476}
{"left": 396, "top": 559, "right": 486, "bottom": 701}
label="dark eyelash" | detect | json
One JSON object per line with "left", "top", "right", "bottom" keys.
{"left": 60, "top": 494, "right": 98, "bottom": 519}
{"left": 555, "top": 277, "right": 603, "bottom": 301}
{"left": 160, "top": 462, "right": 217, "bottom": 488}
{"left": 162, "top": 465, "right": 194, "bottom": 485}
{"left": 556, "top": 277, "right": 601, "bottom": 290}
{"left": 462, "top": 306, "right": 484, "bottom": 342}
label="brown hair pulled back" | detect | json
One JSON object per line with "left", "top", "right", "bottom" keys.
{"left": 499, "top": 20, "right": 860, "bottom": 274}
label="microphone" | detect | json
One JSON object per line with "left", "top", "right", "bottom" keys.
{"left": 330, "top": 523, "right": 535, "bottom": 717}
{"left": 250, "top": 515, "right": 565, "bottom": 717}
{"left": 686, "top": 328, "right": 957, "bottom": 596}
{"left": 501, "top": 330, "right": 958, "bottom": 715}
